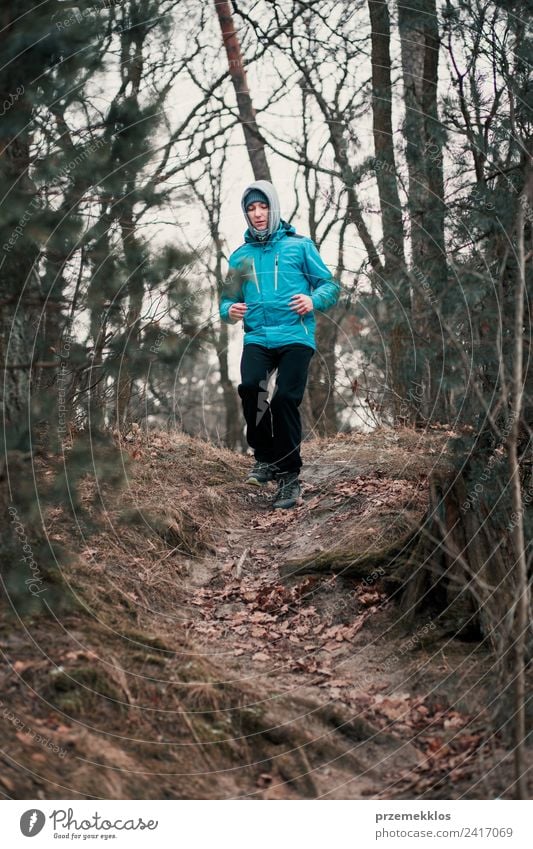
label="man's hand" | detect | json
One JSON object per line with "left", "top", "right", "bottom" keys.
{"left": 289, "top": 294, "right": 313, "bottom": 315}
{"left": 228, "top": 302, "right": 247, "bottom": 322}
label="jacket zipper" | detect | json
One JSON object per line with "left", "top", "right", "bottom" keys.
{"left": 300, "top": 316, "right": 309, "bottom": 335}
{"left": 274, "top": 254, "right": 278, "bottom": 291}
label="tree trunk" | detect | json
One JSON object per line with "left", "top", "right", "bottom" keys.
{"left": 398, "top": 0, "right": 447, "bottom": 422}
{"left": 307, "top": 314, "right": 338, "bottom": 436}
{"left": 368, "top": 0, "right": 405, "bottom": 267}
{"left": 214, "top": 0, "right": 272, "bottom": 181}
{"left": 302, "top": 154, "right": 338, "bottom": 437}
{"left": 216, "top": 321, "right": 241, "bottom": 450}
{"left": 115, "top": 203, "right": 144, "bottom": 430}
{"left": 0, "top": 5, "right": 43, "bottom": 431}
{"left": 368, "top": 0, "right": 413, "bottom": 423}
{"left": 507, "top": 167, "right": 531, "bottom": 799}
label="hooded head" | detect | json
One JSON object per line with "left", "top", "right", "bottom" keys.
{"left": 241, "top": 180, "right": 281, "bottom": 242}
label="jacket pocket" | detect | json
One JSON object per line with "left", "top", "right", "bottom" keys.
{"left": 238, "top": 256, "right": 260, "bottom": 299}
{"left": 300, "top": 315, "right": 310, "bottom": 335}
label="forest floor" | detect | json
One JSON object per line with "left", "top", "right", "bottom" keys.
{"left": 0, "top": 427, "right": 525, "bottom": 799}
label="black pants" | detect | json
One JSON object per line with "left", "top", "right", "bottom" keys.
{"left": 238, "top": 343, "right": 314, "bottom": 474}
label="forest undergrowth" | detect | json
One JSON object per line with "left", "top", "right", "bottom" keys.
{"left": 1, "top": 427, "right": 528, "bottom": 799}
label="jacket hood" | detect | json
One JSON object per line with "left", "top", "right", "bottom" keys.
{"left": 241, "top": 180, "right": 281, "bottom": 242}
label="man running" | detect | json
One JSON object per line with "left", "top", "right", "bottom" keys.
{"left": 219, "top": 180, "right": 340, "bottom": 509}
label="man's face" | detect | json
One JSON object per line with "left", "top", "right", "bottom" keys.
{"left": 246, "top": 201, "right": 269, "bottom": 230}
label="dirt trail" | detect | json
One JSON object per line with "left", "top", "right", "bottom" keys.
{"left": 0, "top": 429, "right": 511, "bottom": 799}
{"left": 177, "top": 432, "right": 498, "bottom": 799}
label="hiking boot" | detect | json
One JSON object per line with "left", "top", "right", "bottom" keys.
{"left": 272, "top": 471, "right": 302, "bottom": 509}
{"left": 246, "top": 460, "right": 277, "bottom": 486}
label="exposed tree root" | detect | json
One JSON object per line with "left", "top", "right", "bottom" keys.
{"left": 280, "top": 527, "right": 420, "bottom": 580}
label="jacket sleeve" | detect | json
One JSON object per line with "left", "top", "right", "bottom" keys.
{"left": 219, "top": 258, "right": 243, "bottom": 323}
{"left": 302, "top": 239, "right": 341, "bottom": 312}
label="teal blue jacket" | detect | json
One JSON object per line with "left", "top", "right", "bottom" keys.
{"left": 219, "top": 221, "right": 340, "bottom": 350}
